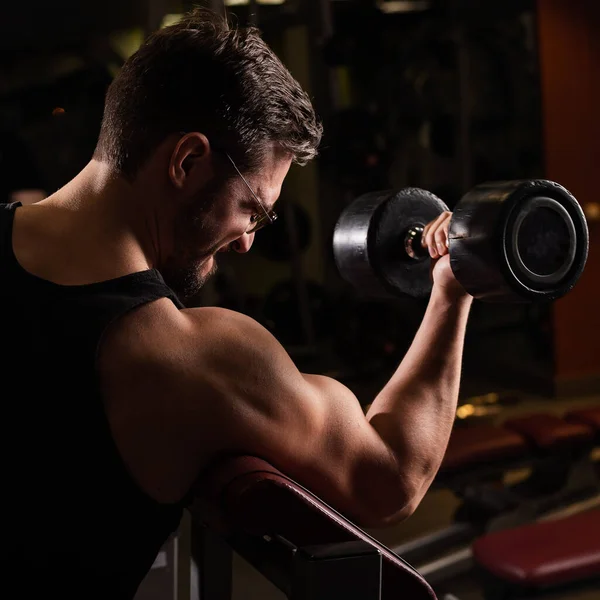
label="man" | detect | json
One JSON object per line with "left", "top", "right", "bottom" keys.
{"left": 0, "top": 8, "right": 472, "bottom": 598}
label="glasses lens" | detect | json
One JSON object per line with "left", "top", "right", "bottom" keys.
{"left": 247, "top": 215, "right": 268, "bottom": 233}
{"left": 247, "top": 211, "right": 277, "bottom": 233}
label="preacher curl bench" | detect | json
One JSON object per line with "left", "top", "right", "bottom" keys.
{"left": 187, "top": 404, "right": 599, "bottom": 600}
{"left": 191, "top": 455, "right": 439, "bottom": 600}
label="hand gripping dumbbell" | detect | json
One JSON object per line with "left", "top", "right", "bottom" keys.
{"left": 332, "top": 180, "right": 588, "bottom": 302}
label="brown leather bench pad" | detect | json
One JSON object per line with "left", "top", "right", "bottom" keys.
{"left": 472, "top": 509, "right": 600, "bottom": 587}
{"left": 441, "top": 424, "right": 528, "bottom": 472}
{"left": 195, "top": 455, "right": 437, "bottom": 600}
{"left": 504, "top": 413, "right": 593, "bottom": 450}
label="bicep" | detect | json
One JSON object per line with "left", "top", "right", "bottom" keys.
{"left": 283, "top": 374, "right": 410, "bottom": 524}
{"left": 194, "top": 310, "right": 409, "bottom": 525}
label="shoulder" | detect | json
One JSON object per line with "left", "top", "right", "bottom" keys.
{"left": 98, "top": 299, "right": 276, "bottom": 384}
{"left": 97, "top": 301, "right": 278, "bottom": 502}
{"left": 99, "top": 298, "right": 313, "bottom": 433}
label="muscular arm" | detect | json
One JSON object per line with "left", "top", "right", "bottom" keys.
{"left": 188, "top": 290, "right": 471, "bottom": 526}
{"left": 367, "top": 289, "right": 473, "bottom": 520}
{"left": 100, "top": 301, "right": 406, "bottom": 525}
{"left": 170, "top": 306, "right": 411, "bottom": 527}
{"left": 101, "top": 285, "right": 471, "bottom": 528}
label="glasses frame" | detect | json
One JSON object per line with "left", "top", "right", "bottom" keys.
{"left": 223, "top": 152, "right": 277, "bottom": 234}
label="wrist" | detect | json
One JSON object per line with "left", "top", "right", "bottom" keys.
{"left": 430, "top": 286, "right": 473, "bottom": 309}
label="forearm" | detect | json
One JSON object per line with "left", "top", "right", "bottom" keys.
{"left": 366, "top": 288, "right": 472, "bottom": 500}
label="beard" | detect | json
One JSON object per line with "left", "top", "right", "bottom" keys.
{"left": 162, "top": 255, "right": 219, "bottom": 302}
{"left": 160, "top": 179, "right": 225, "bottom": 302}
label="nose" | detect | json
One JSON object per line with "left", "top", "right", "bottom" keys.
{"left": 230, "top": 232, "right": 255, "bottom": 253}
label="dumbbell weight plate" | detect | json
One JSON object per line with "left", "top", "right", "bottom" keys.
{"left": 333, "top": 188, "right": 450, "bottom": 299}
{"left": 449, "top": 180, "right": 588, "bottom": 302}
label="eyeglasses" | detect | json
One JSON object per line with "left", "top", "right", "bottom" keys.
{"left": 223, "top": 152, "right": 278, "bottom": 234}
{"left": 178, "top": 132, "right": 277, "bottom": 233}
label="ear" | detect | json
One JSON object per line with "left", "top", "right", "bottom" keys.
{"left": 168, "top": 132, "right": 212, "bottom": 190}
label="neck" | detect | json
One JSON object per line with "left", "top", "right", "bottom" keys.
{"left": 41, "top": 160, "right": 163, "bottom": 272}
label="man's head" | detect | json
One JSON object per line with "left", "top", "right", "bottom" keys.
{"left": 93, "top": 7, "right": 322, "bottom": 297}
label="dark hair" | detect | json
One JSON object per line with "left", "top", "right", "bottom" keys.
{"left": 94, "top": 7, "right": 322, "bottom": 179}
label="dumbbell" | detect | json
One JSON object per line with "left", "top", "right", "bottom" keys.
{"left": 332, "top": 180, "right": 589, "bottom": 302}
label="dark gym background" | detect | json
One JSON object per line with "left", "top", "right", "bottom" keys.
{"left": 2, "top": 1, "right": 598, "bottom": 600}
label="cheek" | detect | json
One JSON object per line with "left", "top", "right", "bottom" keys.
{"left": 205, "top": 213, "right": 248, "bottom": 253}
{"left": 219, "top": 209, "right": 249, "bottom": 239}
{"left": 189, "top": 184, "right": 248, "bottom": 243}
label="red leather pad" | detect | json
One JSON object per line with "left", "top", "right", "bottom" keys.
{"left": 565, "top": 406, "right": 600, "bottom": 433}
{"left": 441, "top": 424, "right": 528, "bottom": 472}
{"left": 194, "top": 456, "right": 437, "bottom": 600}
{"left": 472, "top": 510, "right": 600, "bottom": 587}
{"left": 504, "top": 413, "right": 593, "bottom": 450}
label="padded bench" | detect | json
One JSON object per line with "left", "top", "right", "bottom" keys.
{"left": 440, "top": 424, "right": 528, "bottom": 475}
{"left": 472, "top": 509, "right": 600, "bottom": 598}
{"left": 439, "top": 411, "right": 596, "bottom": 477}
{"left": 504, "top": 413, "right": 593, "bottom": 451}
{"left": 408, "top": 411, "right": 600, "bottom": 573}
{"left": 192, "top": 456, "right": 437, "bottom": 600}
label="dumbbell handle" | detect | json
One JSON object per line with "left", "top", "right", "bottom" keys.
{"left": 404, "top": 225, "right": 430, "bottom": 260}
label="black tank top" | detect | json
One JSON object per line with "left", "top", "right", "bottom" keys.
{"left": 0, "top": 203, "right": 186, "bottom": 598}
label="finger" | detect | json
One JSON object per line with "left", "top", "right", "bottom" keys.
{"left": 434, "top": 212, "right": 452, "bottom": 255}
{"left": 421, "top": 222, "right": 432, "bottom": 248}
{"left": 421, "top": 212, "right": 445, "bottom": 247}
{"left": 424, "top": 212, "right": 447, "bottom": 256}
{"left": 443, "top": 211, "right": 452, "bottom": 246}
{"left": 421, "top": 212, "right": 442, "bottom": 250}
{"left": 427, "top": 211, "right": 451, "bottom": 248}
{"left": 434, "top": 227, "right": 447, "bottom": 256}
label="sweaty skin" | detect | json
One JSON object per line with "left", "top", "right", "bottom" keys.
{"left": 12, "top": 134, "right": 472, "bottom": 528}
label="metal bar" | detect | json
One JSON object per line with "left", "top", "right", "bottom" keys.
{"left": 537, "top": 493, "right": 600, "bottom": 522}
{"left": 193, "top": 526, "right": 232, "bottom": 600}
{"left": 391, "top": 522, "right": 475, "bottom": 564}
{"left": 226, "top": 533, "right": 294, "bottom": 597}
{"left": 418, "top": 546, "right": 473, "bottom": 586}
{"left": 176, "top": 512, "right": 193, "bottom": 600}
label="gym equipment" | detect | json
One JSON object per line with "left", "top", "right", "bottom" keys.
{"left": 472, "top": 406, "right": 600, "bottom": 600}
{"left": 188, "top": 414, "right": 598, "bottom": 599}
{"left": 333, "top": 180, "right": 589, "bottom": 302}
{"left": 191, "top": 456, "right": 438, "bottom": 600}
{"left": 472, "top": 509, "right": 600, "bottom": 599}
{"left": 392, "top": 408, "right": 600, "bottom": 586}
